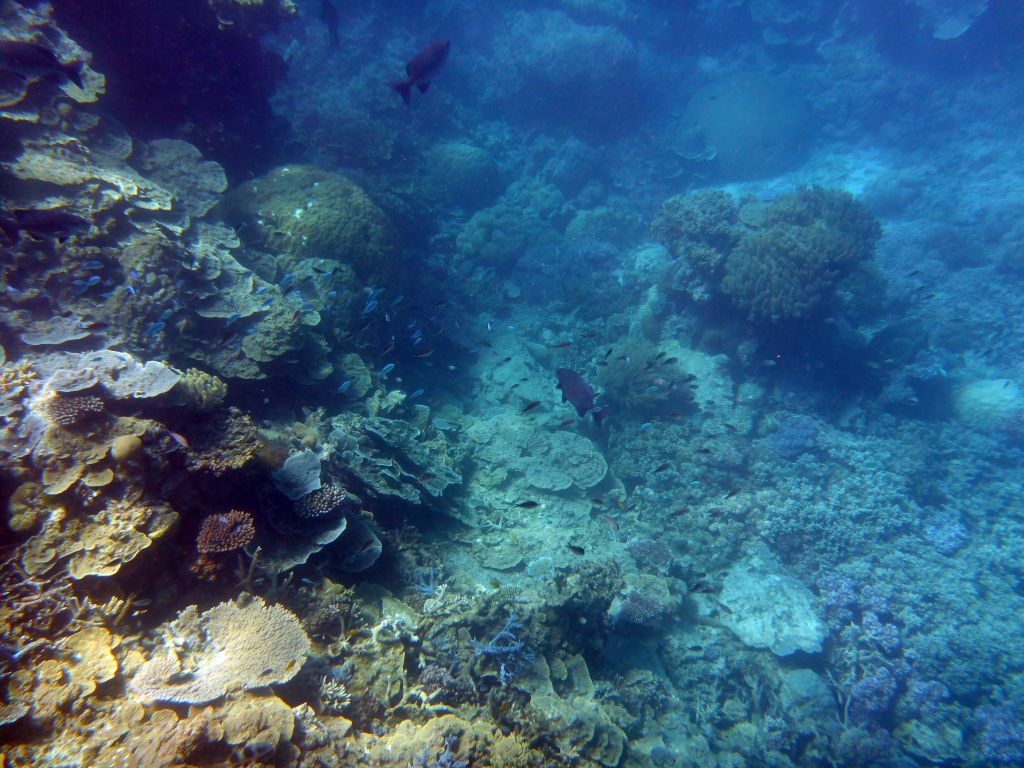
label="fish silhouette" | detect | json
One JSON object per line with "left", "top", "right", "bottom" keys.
{"left": 390, "top": 40, "right": 450, "bottom": 105}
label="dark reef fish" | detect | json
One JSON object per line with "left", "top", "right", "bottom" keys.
{"left": 556, "top": 368, "right": 607, "bottom": 425}
{"left": 0, "top": 208, "right": 88, "bottom": 242}
{"left": 319, "top": 0, "right": 339, "bottom": 47}
{"left": 0, "top": 39, "right": 83, "bottom": 88}
{"left": 390, "top": 40, "right": 450, "bottom": 105}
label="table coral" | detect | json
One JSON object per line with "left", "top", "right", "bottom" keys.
{"left": 130, "top": 596, "right": 310, "bottom": 704}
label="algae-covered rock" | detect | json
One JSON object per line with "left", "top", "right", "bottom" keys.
{"left": 218, "top": 165, "right": 398, "bottom": 281}
{"left": 718, "top": 544, "right": 826, "bottom": 656}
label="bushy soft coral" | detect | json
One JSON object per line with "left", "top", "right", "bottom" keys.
{"left": 721, "top": 186, "right": 880, "bottom": 323}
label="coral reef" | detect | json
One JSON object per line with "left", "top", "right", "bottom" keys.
{"left": 721, "top": 187, "right": 881, "bottom": 323}
{"left": 130, "top": 597, "right": 309, "bottom": 704}
{"left": 217, "top": 164, "right": 399, "bottom": 281}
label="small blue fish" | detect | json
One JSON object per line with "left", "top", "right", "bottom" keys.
{"left": 644, "top": 385, "right": 660, "bottom": 394}
{"left": 144, "top": 321, "right": 165, "bottom": 335}
{"left": 361, "top": 299, "right": 378, "bottom": 316}
{"left": 335, "top": 380, "right": 352, "bottom": 393}
{"left": 157, "top": 308, "right": 173, "bottom": 322}
{"left": 76, "top": 275, "right": 100, "bottom": 294}
{"left": 129, "top": 269, "right": 140, "bottom": 280}
{"left": 280, "top": 273, "right": 295, "bottom": 288}
{"left": 380, "top": 363, "right": 396, "bottom": 375}
{"left": 639, "top": 422, "right": 654, "bottom": 431}
{"left": 390, "top": 294, "right": 404, "bottom": 306}
{"left": 406, "top": 320, "right": 417, "bottom": 330}
{"left": 226, "top": 313, "right": 240, "bottom": 325}
{"left": 368, "top": 287, "right": 384, "bottom": 300}
{"left": 261, "top": 296, "right": 274, "bottom": 309}
{"left": 82, "top": 260, "right": 104, "bottom": 270}
{"left": 409, "top": 388, "right": 425, "bottom": 399}
{"left": 326, "top": 290, "right": 337, "bottom": 299}
{"left": 124, "top": 284, "right": 136, "bottom": 296}
{"left": 254, "top": 285, "right": 269, "bottom": 296}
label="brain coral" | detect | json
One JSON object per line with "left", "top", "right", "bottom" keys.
{"left": 721, "top": 187, "right": 880, "bottom": 323}
{"left": 217, "top": 165, "right": 398, "bottom": 281}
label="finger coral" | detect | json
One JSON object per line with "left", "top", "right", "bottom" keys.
{"left": 196, "top": 509, "right": 255, "bottom": 553}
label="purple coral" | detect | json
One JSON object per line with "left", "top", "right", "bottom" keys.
{"left": 849, "top": 666, "right": 898, "bottom": 723}
{"left": 760, "top": 414, "right": 819, "bottom": 460}
{"left": 975, "top": 704, "right": 1024, "bottom": 764}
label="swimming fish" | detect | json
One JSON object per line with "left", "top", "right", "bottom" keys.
{"left": 519, "top": 400, "right": 542, "bottom": 415}
{"left": 0, "top": 207, "right": 88, "bottom": 243}
{"left": 555, "top": 368, "right": 607, "bottom": 425}
{"left": 514, "top": 501, "right": 540, "bottom": 509}
{"left": 335, "top": 380, "right": 352, "bottom": 393}
{"left": 390, "top": 40, "right": 451, "bottom": 105}
{"left": 380, "top": 363, "right": 396, "bottom": 375}
{"left": 320, "top": 0, "right": 339, "bottom": 46}
{"left": 566, "top": 544, "right": 585, "bottom": 556}
{"left": 0, "top": 40, "right": 84, "bottom": 89}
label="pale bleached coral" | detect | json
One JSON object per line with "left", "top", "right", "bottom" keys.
{"left": 130, "top": 597, "right": 310, "bottom": 704}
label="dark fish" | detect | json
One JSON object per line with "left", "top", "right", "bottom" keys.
{"left": 556, "top": 368, "right": 607, "bottom": 424}
{"left": 567, "top": 544, "right": 585, "bottom": 556}
{"left": 519, "top": 400, "right": 542, "bottom": 415}
{"left": 723, "top": 488, "right": 740, "bottom": 499}
{"left": 654, "top": 463, "right": 671, "bottom": 473}
{"left": 0, "top": 40, "right": 83, "bottom": 89}
{"left": 604, "top": 515, "right": 620, "bottom": 531}
{"left": 558, "top": 417, "right": 575, "bottom": 427}
{"left": 515, "top": 500, "right": 540, "bottom": 509}
{"left": 723, "top": 424, "right": 737, "bottom": 433}
{"left": 320, "top": 0, "right": 339, "bottom": 46}
{"left": 549, "top": 341, "right": 573, "bottom": 348}
{"left": 1, "top": 208, "right": 88, "bottom": 243}
{"left": 670, "top": 508, "right": 687, "bottom": 517}
{"left": 412, "top": 348, "right": 433, "bottom": 358}
{"left": 663, "top": 357, "right": 678, "bottom": 365}
{"left": 390, "top": 40, "right": 450, "bottom": 105}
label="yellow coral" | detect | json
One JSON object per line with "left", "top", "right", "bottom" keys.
{"left": 175, "top": 367, "right": 228, "bottom": 410}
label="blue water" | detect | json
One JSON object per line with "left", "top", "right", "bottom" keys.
{"left": 3, "top": 0, "right": 1024, "bottom": 765}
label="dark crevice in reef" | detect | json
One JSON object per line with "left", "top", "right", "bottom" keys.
{"left": 49, "top": 0, "right": 293, "bottom": 182}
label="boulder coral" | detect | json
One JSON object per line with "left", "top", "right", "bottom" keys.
{"left": 217, "top": 165, "right": 399, "bottom": 281}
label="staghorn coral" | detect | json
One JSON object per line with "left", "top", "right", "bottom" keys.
{"left": 130, "top": 596, "right": 310, "bottom": 704}
{"left": 196, "top": 509, "right": 256, "bottom": 553}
